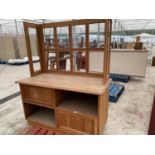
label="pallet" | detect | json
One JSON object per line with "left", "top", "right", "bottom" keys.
{"left": 0, "top": 60, "right": 7, "bottom": 64}
{"left": 21, "top": 126, "right": 66, "bottom": 135}
{"left": 109, "top": 83, "right": 124, "bottom": 103}
{"left": 109, "top": 73, "right": 129, "bottom": 83}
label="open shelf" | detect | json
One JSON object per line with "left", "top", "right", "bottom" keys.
{"left": 24, "top": 103, "right": 55, "bottom": 128}
{"left": 57, "top": 92, "right": 98, "bottom": 117}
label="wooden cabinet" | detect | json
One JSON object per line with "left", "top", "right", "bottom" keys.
{"left": 18, "top": 81, "right": 108, "bottom": 134}
{"left": 17, "top": 19, "right": 111, "bottom": 135}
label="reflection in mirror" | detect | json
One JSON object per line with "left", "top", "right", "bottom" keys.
{"left": 73, "top": 51, "right": 86, "bottom": 72}
{"left": 47, "top": 52, "right": 57, "bottom": 70}
{"left": 28, "top": 28, "right": 41, "bottom": 72}
{"left": 58, "top": 51, "right": 70, "bottom": 71}
{"left": 72, "top": 25, "right": 86, "bottom": 48}
{"left": 57, "top": 27, "right": 69, "bottom": 48}
{"left": 89, "top": 23, "right": 105, "bottom": 48}
{"left": 89, "top": 51, "right": 103, "bottom": 73}
{"left": 44, "top": 28, "right": 55, "bottom": 49}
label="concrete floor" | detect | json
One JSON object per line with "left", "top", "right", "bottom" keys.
{"left": 0, "top": 63, "right": 154, "bottom": 135}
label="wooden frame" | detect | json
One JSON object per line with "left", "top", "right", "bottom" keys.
{"left": 18, "top": 19, "right": 112, "bottom": 135}
{"left": 24, "top": 19, "right": 112, "bottom": 84}
{"left": 24, "top": 22, "right": 42, "bottom": 76}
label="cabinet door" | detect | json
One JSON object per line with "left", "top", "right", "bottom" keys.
{"left": 56, "top": 110, "right": 97, "bottom": 135}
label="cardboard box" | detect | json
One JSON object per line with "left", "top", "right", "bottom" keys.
{"left": 134, "top": 42, "right": 143, "bottom": 50}
{"left": 136, "top": 36, "right": 141, "bottom": 43}
{"left": 127, "top": 43, "right": 135, "bottom": 49}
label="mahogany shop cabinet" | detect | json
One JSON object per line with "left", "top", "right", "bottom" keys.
{"left": 17, "top": 19, "right": 112, "bottom": 135}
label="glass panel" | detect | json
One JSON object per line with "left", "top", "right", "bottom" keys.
{"left": 89, "top": 23, "right": 105, "bottom": 48}
{"left": 28, "top": 28, "right": 41, "bottom": 72}
{"left": 73, "top": 51, "right": 86, "bottom": 72}
{"left": 72, "top": 25, "right": 86, "bottom": 48}
{"left": 57, "top": 27, "right": 69, "bottom": 48}
{"left": 58, "top": 51, "right": 70, "bottom": 71}
{"left": 47, "top": 51, "right": 57, "bottom": 70}
{"left": 89, "top": 51, "right": 103, "bottom": 73}
{"left": 44, "top": 28, "right": 55, "bottom": 49}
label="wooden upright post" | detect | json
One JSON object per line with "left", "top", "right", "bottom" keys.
{"left": 86, "top": 24, "right": 89, "bottom": 74}
{"left": 103, "top": 20, "right": 109, "bottom": 84}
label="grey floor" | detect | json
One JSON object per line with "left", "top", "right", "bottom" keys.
{"left": 0, "top": 63, "right": 154, "bottom": 135}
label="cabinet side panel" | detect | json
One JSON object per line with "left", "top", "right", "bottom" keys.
{"left": 54, "top": 89, "right": 69, "bottom": 106}
{"left": 98, "top": 89, "right": 109, "bottom": 134}
{"left": 23, "top": 103, "right": 37, "bottom": 119}
{"left": 19, "top": 84, "right": 27, "bottom": 119}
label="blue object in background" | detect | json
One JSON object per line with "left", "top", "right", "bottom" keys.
{"left": 109, "top": 83, "right": 125, "bottom": 103}
{"left": 109, "top": 73, "right": 129, "bottom": 83}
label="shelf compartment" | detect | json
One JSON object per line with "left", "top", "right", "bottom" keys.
{"left": 24, "top": 103, "right": 55, "bottom": 128}
{"left": 57, "top": 92, "right": 98, "bottom": 117}
{"left": 21, "top": 85, "right": 55, "bottom": 107}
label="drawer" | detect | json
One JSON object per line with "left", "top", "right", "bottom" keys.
{"left": 56, "top": 110, "right": 97, "bottom": 134}
{"left": 21, "top": 85, "right": 54, "bottom": 107}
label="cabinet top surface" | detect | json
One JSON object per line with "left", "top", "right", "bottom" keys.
{"left": 17, "top": 73, "right": 108, "bottom": 95}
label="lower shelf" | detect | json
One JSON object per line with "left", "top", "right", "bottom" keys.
{"left": 27, "top": 106, "right": 55, "bottom": 128}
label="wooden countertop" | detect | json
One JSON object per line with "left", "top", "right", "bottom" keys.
{"left": 17, "top": 73, "right": 108, "bottom": 95}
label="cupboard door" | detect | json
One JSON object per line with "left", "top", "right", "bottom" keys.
{"left": 56, "top": 110, "right": 97, "bottom": 135}
{"left": 21, "top": 85, "right": 54, "bottom": 107}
